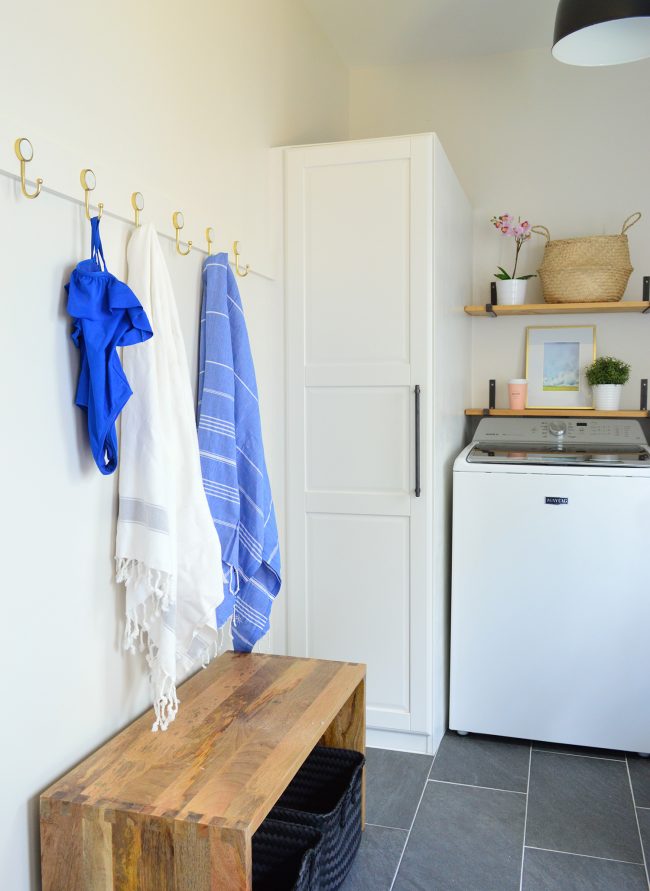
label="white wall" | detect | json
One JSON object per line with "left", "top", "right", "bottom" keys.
{"left": 350, "top": 48, "right": 650, "bottom": 409}
{"left": 0, "top": 2, "right": 348, "bottom": 889}
{"left": 0, "top": 0, "right": 348, "bottom": 276}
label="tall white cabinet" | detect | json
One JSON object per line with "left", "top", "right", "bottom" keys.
{"left": 284, "top": 134, "right": 471, "bottom": 753}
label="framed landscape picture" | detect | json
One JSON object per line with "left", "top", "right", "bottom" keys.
{"left": 525, "top": 325, "right": 596, "bottom": 409}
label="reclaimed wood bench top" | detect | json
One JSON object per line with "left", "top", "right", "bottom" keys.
{"left": 42, "top": 652, "right": 365, "bottom": 835}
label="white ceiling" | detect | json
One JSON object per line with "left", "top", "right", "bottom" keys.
{"left": 302, "top": 0, "right": 557, "bottom": 67}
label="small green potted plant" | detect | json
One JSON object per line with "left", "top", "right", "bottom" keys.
{"left": 585, "top": 356, "right": 630, "bottom": 410}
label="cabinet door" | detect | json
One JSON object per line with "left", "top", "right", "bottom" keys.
{"left": 285, "top": 137, "right": 431, "bottom": 733}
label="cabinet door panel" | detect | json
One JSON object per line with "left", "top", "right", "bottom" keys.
{"left": 307, "top": 514, "right": 411, "bottom": 730}
{"left": 304, "top": 159, "right": 410, "bottom": 367}
{"left": 286, "top": 137, "right": 431, "bottom": 734}
{"left": 306, "top": 387, "right": 410, "bottom": 493}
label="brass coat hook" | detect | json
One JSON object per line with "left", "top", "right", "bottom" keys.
{"left": 14, "top": 137, "right": 43, "bottom": 199}
{"left": 206, "top": 227, "right": 215, "bottom": 256}
{"left": 131, "top": 191, "right": 144, "bottom": 227}
{"left": 233, "top": 240, "right": 250, "bottom": 277}
{"left": 173, "top": 212, "right": 192, "bottom": 255}
{"left": 80, "top": 169, "right": 103, "bottom": 220}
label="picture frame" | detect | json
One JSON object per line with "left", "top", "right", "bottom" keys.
{"left": 525, "top": 325, "right": 596, "bottom": 409}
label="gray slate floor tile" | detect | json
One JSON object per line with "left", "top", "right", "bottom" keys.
{"left": 339, "top": 824, "right": 406, "bottom": 891}
{"left": 364, "top": 748, "right": 432, "bottom": 830}
{"left": 431, "top": 732, "right": 530, "bottom": 792}
{"left": 522, "top": 847, "right": 648, "bottom": 891}
{"left": 392, "top": 781, "right": 525, "bottom": 891}
{"left": 629, "top": 757, "right": 650, "bottom": 808}
{"left": 526, "top": 751, "right": 643, "bottom": 863}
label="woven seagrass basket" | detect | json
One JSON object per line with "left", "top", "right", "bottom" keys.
{"left": 532, "top": 212, "right": 641, "bottom": 303}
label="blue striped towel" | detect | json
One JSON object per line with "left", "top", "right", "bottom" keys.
{"left": 197, "top": 254, "right": 281, "bottom": 651}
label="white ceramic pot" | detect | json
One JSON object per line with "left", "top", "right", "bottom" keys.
{"left": 592, "top": 384, "right": 623, "bottom": 411}
{"left": 496, "top": 279, "right": 527, "bottom": 305}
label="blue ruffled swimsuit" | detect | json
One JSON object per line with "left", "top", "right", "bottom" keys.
{"left": 66, "top": 217, "right": 153, "bottom": 474}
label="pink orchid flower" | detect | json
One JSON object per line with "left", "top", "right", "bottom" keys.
{"left": 490, "top": 213, "right": 536, "bottom": 280}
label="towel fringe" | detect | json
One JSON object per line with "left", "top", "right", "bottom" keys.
{"left": 226, "top": 564, "right": 240, "bottom": 597}
{"left": 198, "top": 621, "right": 230, "bottom": 669}
{"left": 116, "top": 557, "right": 180, "bottom": 729}
{"left": 226, "top": 565, "right": 239, "bottom": 627}
{"left": 151, "top": 671, "right": 180, "bottom": 732}
{"left": 117, "top": 557, "right": 227, "bottom": 731}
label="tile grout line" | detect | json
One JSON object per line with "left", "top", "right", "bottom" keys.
{"left": 532, "top": 748, "right": 625, "bottom": 763}
{"left": 638, "top": 807, "right": 650, "bottom": 811}
{"left": 427, "top": 778, "right": 526, "bottom": 795}
{"left": 525, "top": 845, "right": 645, "bottom": 867}
{"left": 388, "top": 749, "right": 439, "bottom": 891}
{"left": 626, "top": 755, "right": 650, "bottom": 891}
{"left": 365, "top": 821, "right": 409, "bottom": 833}
{"left": 518, "top": 744, "right": 533, "bottom": 891}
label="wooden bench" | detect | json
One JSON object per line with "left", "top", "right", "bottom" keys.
{"left": 40, "top": 652, "right": 366, "bottom": 891}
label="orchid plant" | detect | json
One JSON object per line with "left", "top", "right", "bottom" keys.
{"left": 491, "top": 214, "right": 536, "bottom": 280}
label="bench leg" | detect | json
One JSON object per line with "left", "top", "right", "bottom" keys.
{"left": 41, "top": 799, "right": 252, "bottom": 891}
{"left": 210, "top": 827, "right": 252, "bottom": 891}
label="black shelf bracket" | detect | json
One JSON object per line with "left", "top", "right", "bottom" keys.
{"left": 489, "top": 379, "right": 496, "bottom": 411}
{"left": 641, "top": 379, "right": 648, "bottom": 412}
{"left": 643, "top": 276, "right": 650, "bottom": 312}
{"left": 485, "top": 282, "right": 498, "bottom": 316}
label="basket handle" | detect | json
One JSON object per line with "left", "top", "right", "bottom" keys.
{"left": 531, "top": 225, "right": 551, "bottom": 242}
{"left": 622, "top": 212, "right": 642, "bottom": 234}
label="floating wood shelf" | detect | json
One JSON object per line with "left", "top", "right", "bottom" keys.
{"left": 465, "top": 408, "right": 649, "bottom": 418}
{"left": 465, "top": 301, "right": 650, "bottom": 317}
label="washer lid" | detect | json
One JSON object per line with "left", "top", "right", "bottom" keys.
{"left": 467, "top": 442, "right": 650, "bottom": 467}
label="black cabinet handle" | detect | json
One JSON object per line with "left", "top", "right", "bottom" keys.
{"left": 415, "top": 385, "right": 421, "bottom": 497}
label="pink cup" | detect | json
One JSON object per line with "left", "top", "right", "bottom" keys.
{"left": 508, "top": 379, "right": 528, "bottom": 411}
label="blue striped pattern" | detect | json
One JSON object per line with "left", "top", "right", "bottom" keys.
{"left": 197, "top": 255, "right": 281, "bottom": 651}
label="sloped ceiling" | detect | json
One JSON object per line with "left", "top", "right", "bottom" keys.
{"left": 302, "top": 0, "right": 557, "bottom": 66}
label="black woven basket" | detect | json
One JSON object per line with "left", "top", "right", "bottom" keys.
{"left": 269, "top": 746, "right": 365, "bottom": 891}
{"left": 252, "top": 818, "right": 322, "bottom": 891}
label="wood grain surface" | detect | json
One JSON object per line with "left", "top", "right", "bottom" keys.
{"left": 41, "top": 652, "right": 366, "bottom": 891}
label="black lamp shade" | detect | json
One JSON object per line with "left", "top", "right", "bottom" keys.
{"left": 553, "top": 0, "right": 650, "bottom": 65}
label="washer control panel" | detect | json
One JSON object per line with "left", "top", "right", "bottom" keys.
{"left": 474, "top": 417, "right": 648, "bottom": 445}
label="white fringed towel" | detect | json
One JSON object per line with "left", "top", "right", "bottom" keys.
{"left": 116, "top": 223, "right": 224, "bottom": 731}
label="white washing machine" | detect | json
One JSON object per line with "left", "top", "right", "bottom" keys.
{"left": 449, "top": 417, "right": 650, "bottom": 754}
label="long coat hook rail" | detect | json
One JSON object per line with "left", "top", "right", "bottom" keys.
{"left": 173, "top": 211, "right": 192, "bottom": 255}
{"left": 14, "top": 137, "right": 43, "bottom": 199}
{"left": 233, "top": 240, "right": 250, "bottom": 277}
{"left": 131, "top": 191, "right": 144, "bottom": 227}
{"left": 7, "top": 146, "right": 259, "bottom": 269}
{"left": 80, "top": 169, "right": 103, "bottom": 220}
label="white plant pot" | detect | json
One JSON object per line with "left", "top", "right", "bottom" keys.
{"left": 592, "top": 384, "right": 623, "bottom": 411}
{"left": 496, "top": 279, "right": 528, "bottom": 305}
